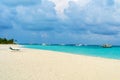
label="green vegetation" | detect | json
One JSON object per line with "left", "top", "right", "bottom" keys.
{"left": 0, "top": 38, "right": 15, "bottom": 44}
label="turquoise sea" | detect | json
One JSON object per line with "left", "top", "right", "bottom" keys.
{"left": 23, "top": 45, "right": 120, "bottom": 60}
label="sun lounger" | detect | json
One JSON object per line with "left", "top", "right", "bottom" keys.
{"left": 9, "top": 47, "right": 20, "bottom": 51}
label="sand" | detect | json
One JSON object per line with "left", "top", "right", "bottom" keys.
{"left": 0, "top": 44, "right": 120, "bottom": 80}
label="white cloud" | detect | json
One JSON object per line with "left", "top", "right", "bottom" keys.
{"left": 50, "top": 0, "right": 92, "bottom": 19}
{"left": 50, "top": 0, "right": 70, "bottom": 19}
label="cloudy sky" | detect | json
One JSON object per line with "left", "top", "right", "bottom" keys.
{"left": 0, "top": 0, "right": 120, "bottom": 45}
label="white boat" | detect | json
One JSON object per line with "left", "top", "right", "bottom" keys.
{"left": 102, "top": 44, "right": 112, "bottom": 48}
{"left": 42, "top": 43, "right": 46, "bottom": 46}
{"left": 75, "top": 44, "right": 82, "bottom": 46}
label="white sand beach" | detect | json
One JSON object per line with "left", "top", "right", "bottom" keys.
{"left": 0, "top": 45, "right": 120, "bottom": 80}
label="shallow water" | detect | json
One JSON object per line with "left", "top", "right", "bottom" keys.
{"left": 23, "top": 45, "right": 120, "bottom": 59}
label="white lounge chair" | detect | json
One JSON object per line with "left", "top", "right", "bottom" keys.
{"left": 9, "top": 47, "right": 20, "bottom": 51}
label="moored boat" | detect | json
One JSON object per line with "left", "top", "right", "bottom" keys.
{"left": 102, "top": 44, "right": 112, "bottom": 48}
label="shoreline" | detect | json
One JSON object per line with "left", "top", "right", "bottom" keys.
{"left": 25, "top": 47, "right": 120, "bottom": 61}
{"left": 23, "top": 45, "right": 120, "bottom": 61}
{"left": 0, "top": 44, "right": 120, "bottom": 80}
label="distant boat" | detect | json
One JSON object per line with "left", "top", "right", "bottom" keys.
{"left": 80, "top": 44, "right": 87, "bottom": 46}
{"left": 102, "top": 44, "right": 112, "bottom": 48}
{"left": 75, "top": 44, "right": 82, "bottom": 46}
{"left": 42, "top": 43, "right": 46, "bottom": 46}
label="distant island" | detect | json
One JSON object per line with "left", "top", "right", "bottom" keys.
{"left": 0, "top": 38, "right": 15, "bottom": 44}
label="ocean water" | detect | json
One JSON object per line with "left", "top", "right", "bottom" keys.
{"left": 23, "top": 45, "right": 120, "bottom": 59}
